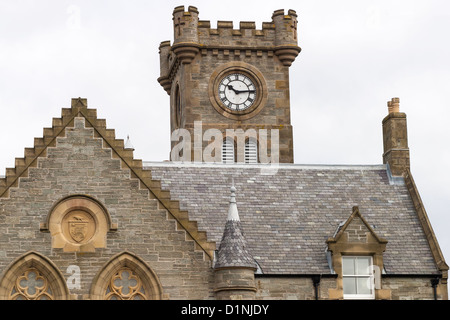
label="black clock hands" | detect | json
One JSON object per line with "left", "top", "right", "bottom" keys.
{"left": 227, "top": 85, "right": 255, "bottom": 94}
{"left": 227, "top": 85, "right": 241, "bottom": 94}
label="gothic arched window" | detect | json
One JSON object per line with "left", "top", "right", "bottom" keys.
{"left": 0, "top": 252, "right": 70, "bottom": 300}
{"left": 90, "top": 252, "right": 163, "bottom": 300}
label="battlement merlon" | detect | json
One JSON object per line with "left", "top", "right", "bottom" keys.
{"left": 272, "top": 9, "right": 301, "bottom": 66}
{"left": 157, "top": 41, "right": 172, "bottom": 94}
{"left": 170, "top": 6, "right": 300, "bottom": 50}
{"left": 158, "top": 7, "right": 301, "bottom": 91}
{"left": 170, "top": 5, "right": 200, "bottom": 65}
{"left": 172, "top": 6, "right": 199, "bottom": 45}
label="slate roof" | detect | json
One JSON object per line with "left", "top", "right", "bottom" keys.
{"left": 215, "top": 219, "right": 257, "bottom": 270}
{"left": 144, "top": 162, "right": 440, "bottom": 275}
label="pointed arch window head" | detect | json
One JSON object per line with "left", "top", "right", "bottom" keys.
{"left": 90, "top": 252, "right": 163, "bottom": 300}
{"left": 0, "top": 252, "right": 70, "bottom": 300}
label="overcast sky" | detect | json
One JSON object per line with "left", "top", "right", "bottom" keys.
{"left": 1, "top": 1, "right": 449, "bottom": 267}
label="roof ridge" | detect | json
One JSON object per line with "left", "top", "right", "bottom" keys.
{"left": 143, "top": 161, "right": 388, "bottom": 171}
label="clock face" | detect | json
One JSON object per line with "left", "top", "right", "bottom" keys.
{"left": 218, "top": 73, "right": 257, "bottom": 111}
{"left": 209, "top": 63, "right": 267, "bottom": 120}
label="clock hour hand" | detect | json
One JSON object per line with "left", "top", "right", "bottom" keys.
{"left": 227, "top": 85, "right": 255, "bottom": 94}
{"left": 227, "top": 85, "right": 240, "bottom": 94}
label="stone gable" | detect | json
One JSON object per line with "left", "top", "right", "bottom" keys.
{"left": 0, "top": 115, "right": 214, "bottom": 300}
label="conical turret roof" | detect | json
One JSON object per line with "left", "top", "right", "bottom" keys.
{"left": 214, "top": 183, "right": 256, "bottom": 270}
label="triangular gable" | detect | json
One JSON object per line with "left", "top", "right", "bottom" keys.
{"left": 327, "top": 206, "right": 388, "bottom": 246}
{"left": 0, "top": 98, "right": 216, "bottom": 259}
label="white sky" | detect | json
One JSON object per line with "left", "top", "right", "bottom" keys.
{"left": 1, "top": 1, "right": 449, "bottom": 269}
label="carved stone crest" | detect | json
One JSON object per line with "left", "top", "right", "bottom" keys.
{"left": 68, "top": 216, "right": 89, "bottom": 243}
{"left": 62, "top": 210, "right": 95, "bottom": 246}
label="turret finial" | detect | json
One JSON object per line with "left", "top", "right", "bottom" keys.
{"left": 124, "top": 135, "right": 135, "bottom": 151}
{"left": 227, "top": 179, "right": 239, "bottom": 221}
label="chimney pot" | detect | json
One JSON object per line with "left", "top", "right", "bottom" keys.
{"left": 388, "top": 97, "right": 400, "bottom": 114}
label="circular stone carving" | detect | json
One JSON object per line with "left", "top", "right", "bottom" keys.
{"left": 45, "top": 195, "right": 113, "bottom": 252}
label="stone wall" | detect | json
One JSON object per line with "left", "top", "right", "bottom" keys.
{"left": 255, "top": 276, "right": 441, "bottom": 300}
{"left": 383, "top": 277, "right": 441, "bottom": 300}
{"left": 255, "top": 276, "right": 337, "bottom": 300}
{"left": 0, "top": 117, "right": 214, "bottom": 300}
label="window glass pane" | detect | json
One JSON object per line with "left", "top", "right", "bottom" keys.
{"left": 342, "top": 257, "right": 355, "bottom": 275}
{"left": 357, "top": 277, "right": 373, "bottom": 295}
{"left": 343, "top": 277, "right": 357, "bottom": 295}
{"left": 356, "top": 257, "right": 371, "bottom": 275}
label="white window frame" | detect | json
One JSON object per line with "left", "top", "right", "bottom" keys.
{"left": 342, "top": 256, "right": 375, "bottom": 300}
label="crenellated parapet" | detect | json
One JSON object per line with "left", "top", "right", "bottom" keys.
{"left": 272, "top": 9, "right": 301, "bottom": 66}
{"left": 158, "top": 6, "right": 301, "bottom": 94}
{"left": 171, "top": 5, "right": 200, "bottom": 65}
{"left": 157, "top": 41, "right": 172, "bottom": 94}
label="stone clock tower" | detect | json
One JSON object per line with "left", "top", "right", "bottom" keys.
{"left": 158, "top": 6, "right": 301, "bottom": 163}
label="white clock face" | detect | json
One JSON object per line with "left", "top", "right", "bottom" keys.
{"left": 218, "top": 73, "right": 257, "bottom": 111}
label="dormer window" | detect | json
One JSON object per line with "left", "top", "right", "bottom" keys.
{"left": 326, "top": 206, "right": 390, "bottom": 300}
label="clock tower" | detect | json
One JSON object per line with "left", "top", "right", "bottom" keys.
{"left": 158, "top": 6, "right": 300, "bottom": 163}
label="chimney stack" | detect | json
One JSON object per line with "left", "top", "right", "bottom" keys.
{"left": 382, "top": 97, "right": 410, "bottom": 176}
